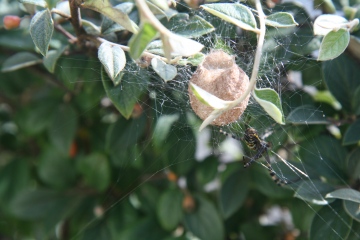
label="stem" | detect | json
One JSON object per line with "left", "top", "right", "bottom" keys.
{"left": 199, "top": 0, "right": 266, "bottom": 131}
{"left": 228, "top": 0, "right": 266, "bottom": 109}
{"left": 54, "top": 23, "right": 77, "bottom": 43}
{"left": 69, "top": 0, "right": 87, "bottom": 44}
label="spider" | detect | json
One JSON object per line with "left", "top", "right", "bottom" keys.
{"left": 220, "top": 128, "right": 287, "bottom": 186}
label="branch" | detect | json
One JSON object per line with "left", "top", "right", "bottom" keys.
{"left": 54, "top": 23, "right": 77, "bottom": 43}
{"left": 69, "top": 0, "right": 87, "bottom": 45}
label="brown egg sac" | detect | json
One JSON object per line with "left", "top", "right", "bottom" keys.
{"left": 188, "top": 50, "right": 250, "bottom": 126}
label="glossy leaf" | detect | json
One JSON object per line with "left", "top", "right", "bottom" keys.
{"left": 98, "top": 42, "right": 126, "bottom": 82}
{"left": 286, "top": 105, "right": 329, "bottom": 124}
{"left": 157, "top": 189, "right": 183, "bottom": 230}
{"left": 30, "top": 9, "right": 54, "bottom": 56}
{"left": 295, "top": 180, "right": 335, "bottom": 205}
{"left": 201, "top": 3, "right": 258, "bottom": 33}
{"left": 162, "top": 13, "right": 215, "bottom": 38}
{"left": 265, "top": 12, "right": 298, "bottom": 28}
{"left": 184, "top": 195, "right": 224, "bottom": 240}
{"left": 220, "top": 170, "right": 249, "bottom": 219}
{"left": 318, "top": 29, "right": 350, "bottom": 61}
{"left": 326, "top": 189, "right": 360, "bottom": 203}
{"left": 77, "top": 153, "right": 111, "bottom": 192}
{"left": 129, "top": 23, "right": 158, "bottom": 60}
{"left": 82, "top": 0, "right": 138, "bottom": 33}
{"left": 343, "top": 119, "right": 360, "bottom": 145}
{"left": 343, "top": 200, "right": 360, "bottom": 222}
{"left": 153, "top": 114, "right": 179, "bottom": 148}
{"left": 310, "top": 201, "right": 352, "bottom": 240}
{"left": 1, "top": 52, "right": 42, "bottom": 72}
{"left": 48, "top": 104, "right": 77, "bottom": 155}
{"left": 314, "top": 15, "right": 348, "bottom": 36}
{"left": 323, "top": 53, "right": 360, "bottom": 112}
{"left": 151, "top": 58, "right": 177, "bottom": 82}
{"left": 43, "top": 45, "right": 67, "bottom": 73}
{"left": 253, "top": 88, "right": 285, "bottom": 125}
{"left": 102, "top": 66, "right": 148, "bottom": 119}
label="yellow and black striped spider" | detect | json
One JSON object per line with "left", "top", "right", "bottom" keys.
{"left": 220, "top": 128, "right": 287, "bottom": 186}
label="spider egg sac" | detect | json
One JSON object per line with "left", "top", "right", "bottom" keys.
{"left": 188, "top": 50, "right": 250, "bottom": 126}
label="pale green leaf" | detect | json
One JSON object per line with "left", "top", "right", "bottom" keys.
{"left": 265, "top": 12, "right": 298, "bottom": 28}
{"left": 98, "top": 42, "right": 126, "bottom": 82}
{"left": 101, "top": 2, "right": 134, "bottom": 35}
{"left": 153, "top": 114, "right": 179, "bottom": 148}
{"left": 326, "top": 189, "right": 360, "bottom": 203}
{"left": 189, "top": 83, "right": 230, "bottom": 110}
{"left": 318, "top": 29, "right": 350, "bottom": 61}
{"left": 253, "top": 88, "right": 285, "bottom": 125}
{"left": 201, "top": 3, "right": 258, "bottom": 33}
{"left": 129, "top": 22, "right": 158, "bottom": 60}
{"left": 19, "top": 0, "right": 47, "bottom": 8}
{"left": 43, "top": 46, "right": 67, "bottom": 73}
{"left": 30, "top": 9, "right": 54, "bottom": 57}
{"left": 151, "top": 58, "right": 177, "bottom": 82}
{"left": 163, "top": 33, "right": 204, "bottom": 59}
{"left": 1, "top": 52, "right": 41, "bottom": 72}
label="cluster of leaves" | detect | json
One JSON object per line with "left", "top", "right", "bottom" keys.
{"left": 0, "top": 0, "right": 360, "bottom": 240}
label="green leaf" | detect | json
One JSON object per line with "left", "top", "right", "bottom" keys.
{"left": 184, "top": 195, "right": 224, "bottom": 240}
{"left": 294, "top": 180, "right": 335, "bottom": 205}
{"left": 286, "top": 105, "right": 329, "bottom": 124}
{"left": 265, "top": 12, "right": 298, "bottom": 28}
{"left": 318, "top": 29, "right": 350, "bottom": 61}
{"left": 77, "top": 153, "right": 111, "bottom": 192}
{"left": 347, "top": 148, "right": 360, "bottom": 180}
{"left": 101, "top": 3, "right": 135, "bottom": 35}
{"left": 101, "top": 66, "right": 148, "bottom": 119}
{"left": 220, "top": 170, "right": 249, "bottom": 219}
{"left": 343, "top": 119, "right": 360, "bottom": 145}
{"left": 253, "top": 88, "right": 285, "bottom": 125}
{"left": 129, "top": 22, "right": 158, "bottom": 60}
{"left": 11, "top": 189, "right": 82, "bottom": 221}
{"left": 82, "top": 0, "right": 138, "bottom": 33}
{"left": 353, "top": 87, "right": 360, "bottom": 115}
{"left": 30, "top": 9, "right": 54, "bottom": 56}
{"left": 299, "top": 136, "right": 347, "bottom": 181}
{"left": 323, "top": 54, "right": 360, "bottom": 113}
{"left": 38, "top": 147, "right": 77, "bottom": 189}
{"left": 151, "top": 58, "right": 177, "bottom": 82}
{"left": 157, "top": 189, "right": 183, "bottom": 230}
{"left": 1, "top": 52, "right": 42, "bottom": 72}
{"left": 162, "top": 13, "right": 215, "bottom": 38}
{"left": 201, "top": 3, "right": 258, "bottom": 33}
{"left": 178, "top": 53, "right": 205, "bottom": 66}
{"left": 313, "top": 90, "right": 342, "bottom": 110}
{"left": 310, "top": 201, "right": 352, "bottom": 240}
{"left": 153, "top": 114, "right": 179, "bottom": 148}
{"left": 189, "top": 83, "right": 229, "bottom": 109}
{"left": 326, "top": 189, "right": 360, "bottom": 203}
{"left": 162, "top": 33, "right": 204, "bottom": 59}
{"left": 19, "top": 0, "right": 47, "bottom": 8}
{"left": 43, "top": 45, "right": 67, "bottom": 73}
{"left": 343, "top": 200, "right": 360, "bottom": 222}
{"left": 98, "top": 42, "right": 126, "bottom": 82}
{"left": 48, "top": 104, "right": 77, "bottom": 155}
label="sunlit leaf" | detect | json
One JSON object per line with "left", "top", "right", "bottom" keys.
{"left": 318, "top": 29, "right": 350, "bottom": 61}
{"left": 1, "top": 52, "right": 41, "bottom": 72}
{"left": 98, "top": 42, "right": 126, "bottom": 82}
{"left": 19, "top": 0, "right": 47, "bottom": 8}
{"left": 151, "top": 58, "right": 177, "bottom": 82}
{"left": 163, "top": 33, "right": 204, "bottom": 59}
{"left": 129, "top": 22, "right": 158, "bottom": 60}
{"left": 30, "top": 9, "right": 54, "bottom": 56}
{"left": 82, "top": 0, "right": 138, "bottom": 33}
{"left": 265, "top": 12, "right": 298, "bottom": 28}
{"left": 201, "top": 3, "right": 258, "bottom": 33}
{"left": 326, "top": 189, "right": 360, "bottom": 203}
{"left": 101, "top": 2, "right": 134, "bottom": 35}
{"left": 253, "top": 88, "right": 285, "bottom": 125}
{"left": 314, "top": 14, "right": 348, "bottom": 36}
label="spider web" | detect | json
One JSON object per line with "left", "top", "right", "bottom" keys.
{"left": 53, "top": 1, "right": 359, "bottom": 239}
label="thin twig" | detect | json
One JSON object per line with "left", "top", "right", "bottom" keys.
{"left": 54, "top": 23, "right": 77, "bottom": 43}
